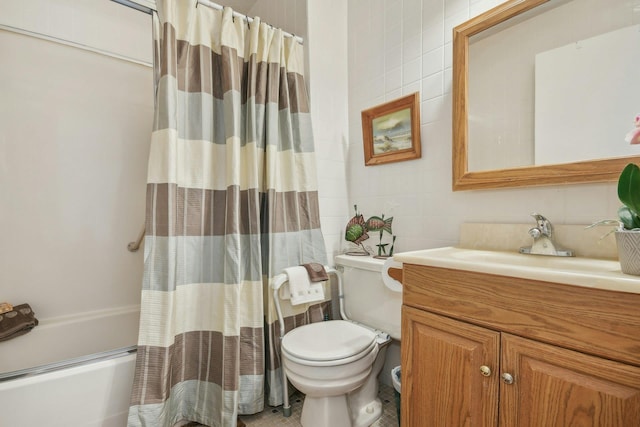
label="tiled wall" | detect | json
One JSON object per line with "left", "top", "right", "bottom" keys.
{"left": 306, "top": 0, "right": 351, "bottom": 263}
{"left": 338, "top": 0, "right": 622, "bottom": 255}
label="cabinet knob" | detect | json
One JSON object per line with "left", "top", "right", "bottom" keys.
{"left": 479, "top": 365, "right": 492, "bottom": 377}
{"left": 501, "top": 372, "right": 514, "bottom": 385}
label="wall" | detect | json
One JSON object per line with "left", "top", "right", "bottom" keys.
{"left": 248, "top": 0, "right": 307, "bottom": 43}
{"left": 341, "top": 0, "right": 622, "bottom": 256}
{"left": 0, "top": 0, "right": 152, "bottom": 369}
{"left": 306, "top": 0, "right": 350, "bottom": 263}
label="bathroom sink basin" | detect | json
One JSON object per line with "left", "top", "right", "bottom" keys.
{"left": 393, "top": 247, "right": 640, "bottom": 293}
{"left": 451, "top": 249, "right": 608, "bottom": 272}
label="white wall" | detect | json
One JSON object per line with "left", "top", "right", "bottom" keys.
{"left": 248, "top": 0, "right": 307, "bottom": 42}
{"left": 0, "top": 0, "right": 152, "bottom": 63}
{"left": 0, "top": 0, "right": 152, "bottom": 352}
{"left": 337, "top": 0, "right": 622, "bottom": 256}
{"left": 306, "top": 1, "right": 350, "bottom": 263}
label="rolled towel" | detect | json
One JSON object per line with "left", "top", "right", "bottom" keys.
{"left": 0, "top": 303, "right": 39, "bottom": 342}
{"left": 283, "top": 266, "right": 325, "bottom": 306}
{"left": 301, "top": 262, "right": 329, "bottom": 282}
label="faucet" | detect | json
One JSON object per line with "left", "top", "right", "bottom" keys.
{"left": 519, "top": 213, "right": 574, "bottom": 257}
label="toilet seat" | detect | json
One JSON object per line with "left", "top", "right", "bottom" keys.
{"left": 282, "top": 320, "right": 377, "bottom": 366}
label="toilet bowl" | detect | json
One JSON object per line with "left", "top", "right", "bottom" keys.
{"left": 276, "top": 255, "right": 402, "bottom": 427}
{"left": 282, "top": 320, "right": 384, "bottom": 427}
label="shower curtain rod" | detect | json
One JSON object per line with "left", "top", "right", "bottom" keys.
{"left": 110, "top": 0, "right": 304, "bottom": 44}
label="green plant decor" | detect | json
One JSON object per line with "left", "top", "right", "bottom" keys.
{"left": 617, "top": 163, "right": 640, "bottom": 230}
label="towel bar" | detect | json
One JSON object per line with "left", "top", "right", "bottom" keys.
{"left": 127, "top": 226, "right": 145, "bottom": 252}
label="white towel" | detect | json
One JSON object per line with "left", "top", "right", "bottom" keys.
{"left": 283, "top": 266, "right": 325, "bottom": 306}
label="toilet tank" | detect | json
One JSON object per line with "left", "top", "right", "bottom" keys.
{"left": 334, "top": 255, "right": 402, "bottom": 340}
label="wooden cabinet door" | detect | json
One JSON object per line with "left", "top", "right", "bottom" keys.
{"left": 401, "top": 306, "right": 500, "bottom": 427}
{"left": 500, "top": 333, "right": 640, "bottom": 426}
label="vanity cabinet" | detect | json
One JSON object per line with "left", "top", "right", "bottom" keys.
{"left": 400, "top": 264, "right": 640, "bottom": 427}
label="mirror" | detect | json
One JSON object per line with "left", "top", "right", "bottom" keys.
{"left": 453, "top": 0, "right": 640, "bottom": 190}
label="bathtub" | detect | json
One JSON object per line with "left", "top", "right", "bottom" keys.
{"left": 0, "top": 305, "right": 140, "bottom": 427}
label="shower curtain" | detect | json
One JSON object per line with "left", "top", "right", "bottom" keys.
{"left": 128, "top": 1, "right": 328, "bottom": 426}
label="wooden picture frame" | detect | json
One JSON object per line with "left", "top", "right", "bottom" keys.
{"left": 361, "top": 92, "right": 421, "bottom": 166}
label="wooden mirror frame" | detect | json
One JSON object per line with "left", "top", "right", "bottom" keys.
{"left": 452, "top": 0, "right": 640, "bottom": 191}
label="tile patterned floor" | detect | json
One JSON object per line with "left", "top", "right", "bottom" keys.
{"left": 239, "top": 383, "right": 399, "bottom": 427}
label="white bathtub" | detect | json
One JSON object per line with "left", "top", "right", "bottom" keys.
{"left": 0, "top": 306, "right": 140, "bottom": 427}
{"left": 0, "top": 350, "right": 137, "bottom": 427}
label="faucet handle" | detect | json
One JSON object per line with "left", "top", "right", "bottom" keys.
{"left": 521, "top": 213, "right": 573, "bottom": 257}
{"left": 530, "top": 213, "right": 553, "bottom": 237}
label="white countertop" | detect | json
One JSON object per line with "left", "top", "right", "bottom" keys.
{"left": 393, "top": 246, "right": 640, "bottom": 294}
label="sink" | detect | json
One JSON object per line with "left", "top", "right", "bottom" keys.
{"left": 451, "top": 249, "right": 609, "bottom": 272}
{"left": 393, "top": 247, "right": 640, "bottom": 293}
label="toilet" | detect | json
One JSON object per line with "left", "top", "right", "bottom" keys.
{"left": 276, "top": 255, "right": 402, "bottom": 427}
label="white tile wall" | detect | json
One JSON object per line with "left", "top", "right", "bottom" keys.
{"left": 307, "top": 0, "right": 350, "bottom": 263}
{"left": 337, "top": 0, "right": 621, "bottom": 255}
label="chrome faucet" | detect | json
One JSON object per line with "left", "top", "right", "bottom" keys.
{"left": 519, "top": 213, "right": 574, "bottom": 257}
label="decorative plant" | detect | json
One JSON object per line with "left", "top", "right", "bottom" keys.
{"left": 589, "top": 120, "right": 640, "bottom": 275}
{"left": 617, "top": 162, "right": 640, "bottom": 230}
{"left": 590, "top": 116, "right": 640, "bottom": 232}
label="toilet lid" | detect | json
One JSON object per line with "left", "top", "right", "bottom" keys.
{"left": 282, "top": 320, "right": 377, "bottom": 362}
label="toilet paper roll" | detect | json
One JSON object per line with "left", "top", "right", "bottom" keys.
{"left": 382, "top": 258, "right": 403, "bottom": 292}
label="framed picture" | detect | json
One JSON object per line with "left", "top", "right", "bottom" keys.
{"left": 361, "top": 92, "right": 421, "bottom": 166}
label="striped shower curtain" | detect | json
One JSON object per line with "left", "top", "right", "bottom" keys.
{"left": 127, "top": 1, "right": 327, "bottom": 426}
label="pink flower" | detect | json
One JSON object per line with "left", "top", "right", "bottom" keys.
{"left": 626, "top": 115, "right": 640, "bottom": 145}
